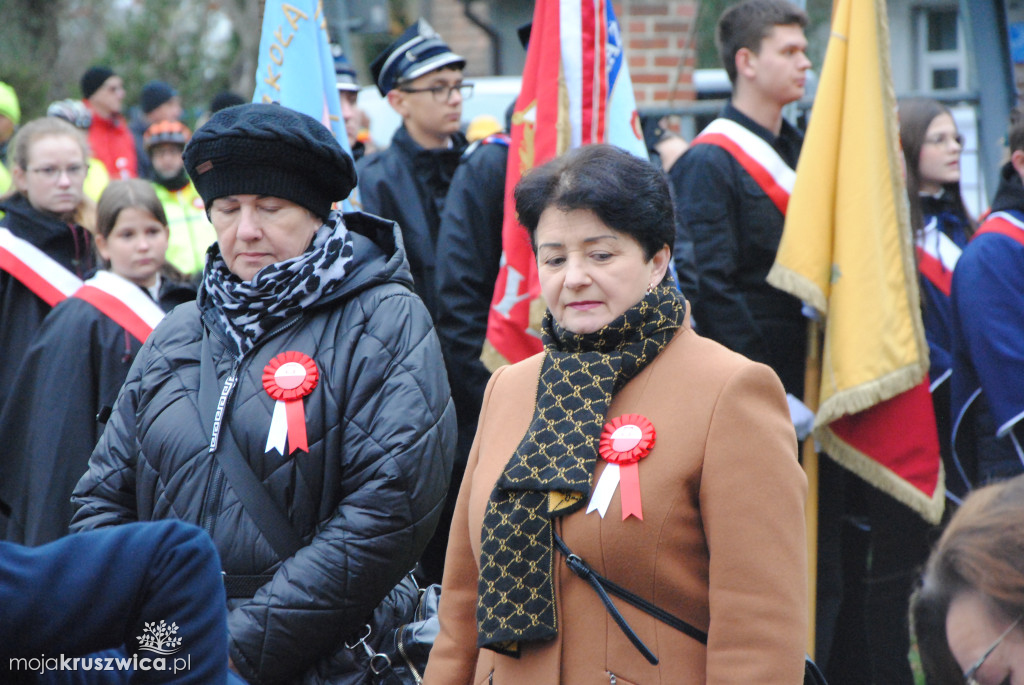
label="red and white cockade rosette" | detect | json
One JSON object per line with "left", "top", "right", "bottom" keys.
{"left": 263, "top": 351, "right": 319, "bottom": 455}
{"left": 587, "top": 414, "right": 656, "bottom": 520}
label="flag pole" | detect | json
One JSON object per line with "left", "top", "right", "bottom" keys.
{"left": 802, "top": 317, "right": 822, "bottom": 659}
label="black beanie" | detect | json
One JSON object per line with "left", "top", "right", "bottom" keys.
{"left": 183, "top": 103, "right": 356, "bottom": 221}
{"left": 141, "top": 80, "right": 177, "bottom": 114}
{"left": 81, "top": 66, "right": 115, "bottom": 100}
{"left": 209, "top": 91, "right": 245, "bottom": 114}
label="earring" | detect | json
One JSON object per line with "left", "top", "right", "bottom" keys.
{"left": 646, "top": 283, "right": 656, "bottom": 294}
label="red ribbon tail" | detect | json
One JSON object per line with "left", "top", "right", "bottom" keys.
{"left": 619, "top": 463, "right": 643, "bottom": 520}
{"left": 284, "top": 398, "right": 309, "bottom": 453}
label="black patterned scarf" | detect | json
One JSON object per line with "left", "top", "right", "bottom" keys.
{"left": 198, "top": 210, "right": 355, "bottom": 356}
{"left": 476, "top": 283, "right": 686, "bottom": 655}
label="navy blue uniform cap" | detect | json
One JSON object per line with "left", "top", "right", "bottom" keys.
{"left": 370, "top": 19, "right": 465, "bottom": 96}
{"left": 335, "top": 59, "right": 360, "bottom": 93}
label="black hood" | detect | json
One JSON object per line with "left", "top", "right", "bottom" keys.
{"left": 990, "top": 161, "right": 1024, "bottom": 214}
{"left": 0, "top": 193, "right": 95, "bottom": 277}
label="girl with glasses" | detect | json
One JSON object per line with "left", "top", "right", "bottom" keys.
{"left": 0, "top": 179, "right": 195, "bottom": 545}
{"left": 899, "top": 98, "right": 976, "bottom": 453}
{"left": 0, "top": 118, "right": 97, "bottom": 490}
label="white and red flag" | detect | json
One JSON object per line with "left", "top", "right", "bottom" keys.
{"left": 484, "top": 0, "right": 647, "bottom": 365}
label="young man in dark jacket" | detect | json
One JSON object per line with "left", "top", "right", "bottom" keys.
{"left": 356, "top": 19, "right": 469, "bottom": 323}
{"left": 669, "top": 0, "right": 810, "bottom": 400}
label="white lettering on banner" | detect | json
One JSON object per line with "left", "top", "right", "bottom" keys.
{"left": 262, "top": 3, "right": 312, "bottom": 98}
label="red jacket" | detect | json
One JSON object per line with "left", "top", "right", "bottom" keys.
{"left": 83, "top": 101, "right": 137, "bottom": 179}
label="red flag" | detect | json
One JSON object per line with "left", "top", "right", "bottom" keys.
{"left": 483, "top": 0, "right": 646, "bottom": 366}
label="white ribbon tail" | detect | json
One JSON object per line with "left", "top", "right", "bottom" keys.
{"left": 265, "top": 400, "right": 288, "bottom": 454}
{"left": 586, "top": 464, "right": 621, "bottom": 518}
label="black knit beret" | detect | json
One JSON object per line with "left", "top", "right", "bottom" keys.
{"left": 182, "top": 103, "right": 356, "bottom": 221}
{"left": 81, "top": 66, "right": 115, "bottom": 100}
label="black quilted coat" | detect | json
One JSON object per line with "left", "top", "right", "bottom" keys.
{"left": 71, "top": 213, "right": 456, "bottom": 684}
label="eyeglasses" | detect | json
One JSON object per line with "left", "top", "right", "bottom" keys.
{"left": 398, "top": 83, "right": 474, "bottom": 103}
{"left": 924, "top": 133, "right": 964, "bottom": 148}
{"left": 963, "top": 614, "right": 1022, "bottom": 685}
{"left": 27, "top": 164, "right": 89, "bottom": 181}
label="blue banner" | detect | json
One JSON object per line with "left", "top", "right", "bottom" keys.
{"left": 253, "top": 0, "right": 357, "bottom": 206}
{"left": 604, "top": 2, "right": 647, "bottom": 159}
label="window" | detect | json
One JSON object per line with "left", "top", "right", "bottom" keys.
{"left": 916, "top": 6, "right": 967, "bottom": 91}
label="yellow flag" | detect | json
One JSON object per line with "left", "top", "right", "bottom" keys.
{"left": 767, "top": 0, "right": 943, "bottom": 523}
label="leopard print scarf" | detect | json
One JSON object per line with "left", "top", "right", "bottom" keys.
{"left": 198, "top": 210, "right": 354, "bottom": 357}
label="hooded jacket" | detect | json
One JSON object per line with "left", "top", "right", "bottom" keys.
{"left": 0, "top": 194, "right": 94, "bottom": 411}
{"left": 152, "top": 180, "right": 215, "bottom": 276}
{"left": 71, "top": 213, "right": 456, "bottom": 684}
{"left": 84, "top": 101, "right": 138, "bottom": 179}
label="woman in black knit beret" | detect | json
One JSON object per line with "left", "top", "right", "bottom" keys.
{"left": 71, "top": 103, "right": 456, "bottom": 684}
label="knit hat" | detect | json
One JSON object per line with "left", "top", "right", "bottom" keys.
{"left": 370, "top": 19, "right": 465, "bottom": 96}
{"left": 209, "top": 91, "right": 245, "bottom": 114}
{"left": 183, "top": 103, "right": 356, "bottom": 220}
{"left": 141, "top": 80, "right": 177, "bottom": 114}
{"left": 81, "top": 66, "right": 116, "bottom": 100}
{"left": 0, "top": 82, "right": 20, "bottom": 126}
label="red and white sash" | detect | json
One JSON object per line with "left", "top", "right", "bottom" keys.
{"left": 0, "top": 227, "right": 83, "bottom": 306}
{"left": 974, "top": 211, "right": 1024, "bottom": 248}
{"left": 73, "top": 271, "right": 166, "bottom": 343}
{"left": 915, "top": 217, "right": 962, "bottom": 297}
{"left": 690, "top": 118, "right": 796, "bottom": 215}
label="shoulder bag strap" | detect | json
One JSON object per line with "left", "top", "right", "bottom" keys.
{"left": 198, "top": 330, "right": 303, "bottom": 561}
{"left": 553, "top": 532, "right": 826, "bottom": 683}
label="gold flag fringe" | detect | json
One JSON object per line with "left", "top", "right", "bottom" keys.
{"left": 816, "top": 428, "right": 945, "bottom": 524}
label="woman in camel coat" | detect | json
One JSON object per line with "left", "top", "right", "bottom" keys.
{"left": 423, "top": 145, "right": 808, "bottom": 685}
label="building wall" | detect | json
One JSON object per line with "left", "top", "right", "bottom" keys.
{"left": 427, "top": 0, "right": 500, "bottom": 78}
{"left": 619, "top": 0, "right": 699, "bottom": 105}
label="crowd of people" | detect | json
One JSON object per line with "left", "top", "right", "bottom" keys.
{"left": 1, "top": 0, "right": 1022, "bottom": 682}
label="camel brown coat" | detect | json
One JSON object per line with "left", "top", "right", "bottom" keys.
{"left": 424, "top": 321, "right": 808, "bottom": 685}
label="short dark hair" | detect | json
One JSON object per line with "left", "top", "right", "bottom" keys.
{"left": 1009, "top": 106, "right": 1024, "bottom": 155}
{"left": 717, "top": 0, "right": 808, "bottom": 84}
{"left": 514, "top": 144, "right": 674, "bottom": 261}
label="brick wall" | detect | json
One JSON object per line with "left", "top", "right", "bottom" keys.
{"left": 427, "top": 1, "right": 497, "bottom": 78}
{"left": 619, "top": 1, "right": 699, "bottom": 106}
{"left": 431, "top": 0, "right": 699, "bottom": 104}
